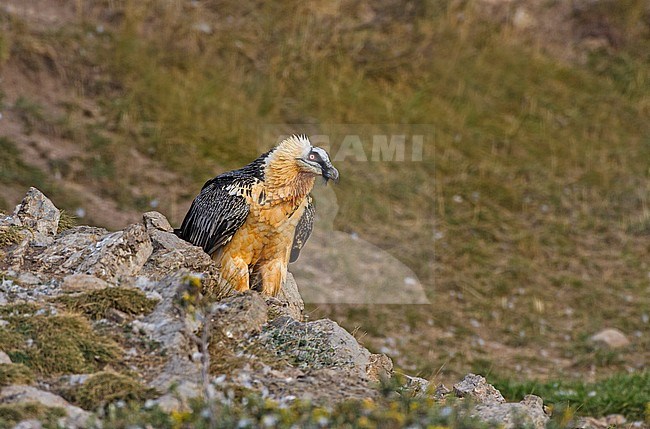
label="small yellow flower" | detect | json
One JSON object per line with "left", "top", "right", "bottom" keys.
{"left": 170, "top": 410, "right": 192, "bottom": 429}
{"left": 312, "top": 407, "right": 329, "bottom": 420}
{"left": 357, "top": 416, "right": 373, "bottom": 428}
{"left": 361, "top": 398, "right": 376, "bottom": 410}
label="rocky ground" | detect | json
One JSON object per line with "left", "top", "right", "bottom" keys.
{"left": 1, "top": 188, "right": 645, "bottom": 428}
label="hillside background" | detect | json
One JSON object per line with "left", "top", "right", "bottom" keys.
{"left": 1, "top": 0, "right": 649, "bottom": 414}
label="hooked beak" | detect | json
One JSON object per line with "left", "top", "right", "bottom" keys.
{"left": 322, "top": 164, "right": 339, "bottom": 184}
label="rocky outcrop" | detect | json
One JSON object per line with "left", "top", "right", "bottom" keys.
{"left": 0, "top": 188, "right": 390, "bottom": 407}
{"left": 0, "top": 188, "right": 554, "bottom": 428}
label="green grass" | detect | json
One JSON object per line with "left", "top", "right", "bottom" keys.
{"left": 493, "top": 371, "right": 650, "bottom": 421}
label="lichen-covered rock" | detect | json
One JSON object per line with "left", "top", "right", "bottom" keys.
{"left": 14, "top": 187, "right": 60, "bottom": 239}
{"left": 453, "top": 373, "right": 506, "bottom": 404}
{"left": 260, "top": 317, "right": 373, "bottom": 377}
{"left": 0, "top": 385, "right": 91, "bottom": 428}
{"left": 473, "top": 394, "right": 549, "bottom": 429}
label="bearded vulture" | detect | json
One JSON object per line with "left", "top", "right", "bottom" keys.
{"left": 175, "top": 135, "right": 339, "bottom": 296}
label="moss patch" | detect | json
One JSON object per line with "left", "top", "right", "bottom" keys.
{"left": 0, "top": 312, "right": 120, "bottom": 376}
{"left": 55, "top": 287, "right": 158, "bottom": 320}
{"left": 62, "top": 371, "right": 158, "bottom": 410}
{"left": 0, "top": 402, "right": 66, "bottom": 428}
{"left": 0, "top": 363, "right": 35, "bottom": 387}
{"left": 0, "top": 226, "right": 25, "bottom": 247}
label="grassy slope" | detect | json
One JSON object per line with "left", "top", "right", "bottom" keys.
{"left": 1, "top": 0, "right": 650, "bottom": 419}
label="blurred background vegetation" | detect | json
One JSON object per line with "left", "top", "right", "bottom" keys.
{"left": 1, "top": 0, "right": 649, "bottom": 420}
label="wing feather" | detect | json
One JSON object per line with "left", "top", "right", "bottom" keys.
{"left": 290, "top": 196, "right": 314, "bottom": 263}
{"left": 176, "top": 152, "right": 269, "bottom": 255}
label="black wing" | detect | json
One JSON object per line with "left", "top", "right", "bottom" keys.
{"left": 290, "top": 195, "right": 314, "bottom": 263}
{"left": 176, "top": 153, "right": 269, "bottom": 255}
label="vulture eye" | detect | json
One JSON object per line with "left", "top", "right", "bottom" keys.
{"left": 309, "top": 153, "right": 317, "bottom": 161}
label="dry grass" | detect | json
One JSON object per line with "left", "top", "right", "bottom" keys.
{"left": 0, "top": 363, "right": 34, "bottom": 387}
{"left": 0, "top": 402, "right": 66, "bottom": 428}
{"left": 0, "top": 309, "right": 120, "bottom": 376}
{"left": 55, "top": 287, "right": 158, "bottom": 320}
{"left": 61, "top": 371, "right": 158, "bottom": 410}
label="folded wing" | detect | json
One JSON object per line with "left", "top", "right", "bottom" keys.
{"left": 290, "top": 195, "right": 314, "bottom": 263}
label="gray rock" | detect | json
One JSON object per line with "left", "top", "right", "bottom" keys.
{"left": 434, "top": 383, "right": 451, "bottom": 400}
{"left": 73, "top": 223, "right": 153, "bottom": 282}
{"left": 14, "top": 187, "right": 60, "bottom": 239}
{"left": 403, "top": 375, "right": 430, "bottom": 397}
{"left": 16, "top": 272, "right": 41, "bottom": 286}
{"left": 60, "top": 273, "right": 111, "bottom": 292}
{"left": 140, "top": 225, "right": 220, "bottom": 288}
{"left": 149, "top": 393, "right": 183, "bottom": 413}
{"left": 213, "top": 292, "right": 269, "bottom": 339}
{"left": 367, "top": 353, "right": 393, "bottom": 382}
{"left": 34, "top": 226, "right": 108, "bottom": 276}
{"left": 137, "top": 272, "right": 203, "bottom": 391}
{"left": 146, "top": 379, "right": 202, "bottom": 413}
{"left": 269, "top": 272, "right": 305, "bottom": 321}
{"left": 143, "top": 211, "right": 174, "bottom": 232}
{"left": 578, "top": 414, "right": 628, "bottom": 429}
{"left": 453, "top": 373, "right": 505, "bottom": 404}
{"left": 590, "top": 328, "right": 630, "bottom": 348}
{"left": 0, "top": 212, "right": 21, "bottom": 227}
{"left": 12, "top": 420, "right": 43, "bottom": 429}
{"left": 5, "top": 235, "right": 30, "bottom": 270}
{"left": 473, "top": 394, "right": 549, "bottom": 429}
{"left": 0, "top": 350, "right": 12, "bottom": 364}
{"left": 0, "top": 385, "right": 90, "bottom": 428}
